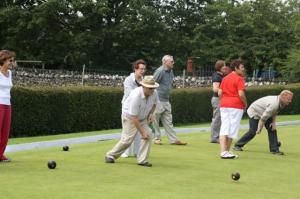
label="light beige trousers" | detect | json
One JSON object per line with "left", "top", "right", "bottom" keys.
{"left": 153, "top": 101, "right": 178, "bottom": 143}
{"left": 106, "top": 115, "right": 152, "bottom": 164}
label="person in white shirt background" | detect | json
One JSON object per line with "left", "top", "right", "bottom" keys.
{"left": 121, "top": 59, "right": 146, "bottom": 158}
{"left": 0, "top": 50, "right": 16, "bottom": 162}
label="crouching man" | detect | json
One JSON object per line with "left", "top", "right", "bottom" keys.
{"left": 234, "top": 90, "right": 293, "bottom": 155}
{"left": 105, "top": 76, "right": 159, "bottom": 167}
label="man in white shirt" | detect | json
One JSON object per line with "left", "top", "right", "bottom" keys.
{"left": 105, "top": 76, "right": 159, "bottom": 167}
{"left": 233, "top": 90, "right": 293, "bottom": 155}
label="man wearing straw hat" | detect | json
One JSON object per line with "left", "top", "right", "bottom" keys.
{"left": 105, "top": 76, "right": 159, "bottom": 167}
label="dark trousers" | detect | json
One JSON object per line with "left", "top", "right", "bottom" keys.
{"left": 234, "top": 117, "right": 279, "bottom": 152}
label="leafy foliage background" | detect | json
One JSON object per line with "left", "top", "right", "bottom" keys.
{"left": 0, "top": 0, "right": 299, "bottom": 79}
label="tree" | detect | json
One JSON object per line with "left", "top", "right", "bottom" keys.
{"left": 190, "top": 0, "right": 298, "bottom": 75}
{"left": 278, "top": 0, "right": 300, "bottom": 81}
{"left": 0, "top": 0, "right": 299, "bottom": 76}
{"left": 280, "top": 49, "right": 300, "bottom": 82}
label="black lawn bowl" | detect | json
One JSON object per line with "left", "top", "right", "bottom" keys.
{"left": 231, "top": 172, "right": 240, "bottom": 181}
{"left": 63, "top": 146, "right": 69, "bottom": 151}
{"left": 48, "top": 160, "right": 57, "bottom": 169}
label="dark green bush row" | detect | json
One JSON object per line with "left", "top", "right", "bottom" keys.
{"left": 10, "top": 84, "right": 300, "bottom": 137}
{"left": 11, "top": 86, "right": 123, "bottom": 137}
{"left": 171, "top": 84, "right": 300, "bottom": 124}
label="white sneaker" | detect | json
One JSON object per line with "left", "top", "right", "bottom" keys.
{"left": 121, "top": 153, "right": 129, "bottom": 158}
{"left": 220, "top": 151, "right": 237, "bottom": 159}
{"left": 228, "top": 151, "right": 238, "bottom": 158}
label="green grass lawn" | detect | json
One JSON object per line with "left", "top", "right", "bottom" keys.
{"left": 2, "top": 124, "right": 300, "bottom": 199}
{"left": 8, "top": 114, "right": 300, "bottom": 145}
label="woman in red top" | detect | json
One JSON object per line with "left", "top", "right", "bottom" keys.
{"left": 218, "top": 60, "right": 247, "bottom": 159}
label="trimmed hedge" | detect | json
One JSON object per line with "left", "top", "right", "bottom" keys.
{"left": 11, "top": 86, "right": 123, "bottom": 137}
{"left": 10, "top": 84, "right": 300, "bottom": 137}
{"left": 171, "top": 84, "right": 300, "bottom": 124}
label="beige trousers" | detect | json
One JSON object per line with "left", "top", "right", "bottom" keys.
{"left": 153, "top": 101, "right": 178, "bottom": 143}
{"left": 210, "top": 97, "right": 221, "bottom": 142}
{"left": 106, "top": 115, "right": 152, "bottom": 164}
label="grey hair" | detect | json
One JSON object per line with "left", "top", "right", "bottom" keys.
{"left": 280, "top": 90, "right": 293, "bottom": 96}
{"left": 162, "top": 55, "right": 173, "bottom": 64}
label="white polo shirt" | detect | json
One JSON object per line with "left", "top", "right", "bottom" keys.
{"left": 0, "top": 70, "right": 13, "bottom": 105}
{"left": 122, "top": 87, "right": 158, "bottom": 120}
{"left": 121, "top": 73, "right": 140, "bottom": 104}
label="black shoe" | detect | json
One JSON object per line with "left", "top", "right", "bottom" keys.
{"left": 233, "top": 146, "right": 243, "bottom": 151}
{"left": 105, "top": 156, "right": 115, "bottom": 163}
{"left": 210, "top": 140, "right": 219, "bottom": 144}
{"left": 138, "top": 162, "right": 152, "bottom": 167}
{"left": 271, "top": 151, "right": 284, "bottom": 155}
{"left": 277, "top": 141, "right": 281, "bottom": 147}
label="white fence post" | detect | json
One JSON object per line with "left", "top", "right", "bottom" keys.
{"left": 183, "top": 69, "right": 186, "bottom": 88}
{"left": 81, "top": 64, "right": 86, "bottom": 85}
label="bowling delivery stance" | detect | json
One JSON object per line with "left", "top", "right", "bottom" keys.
{"left": 105, "top": 76, "right": 159, "bottom": 167}
{"left": 234, "top": 90, "right": 293, "bottom": 155}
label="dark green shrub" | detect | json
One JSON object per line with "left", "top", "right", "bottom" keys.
{"left": 171, "top": 88, "right": 212, "bottom": 124}
{"left": 171, "top": 84, "right": 300, "bottom": 124}
{"left": 11, "top": 86, "right": 123, "bottom": 137}
{"left": 9, "top": 84, "right": 300, "bottom": 137}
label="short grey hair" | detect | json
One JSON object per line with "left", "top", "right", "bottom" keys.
{"left": 162, "top": 55, "right": 173, "bottom": 64}
{"left": 280, "top": 90, "right": 293, "bottom": 96}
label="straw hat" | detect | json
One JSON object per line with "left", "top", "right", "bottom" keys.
{"left": 140, "top": 76, "right": 159, "bottom": 88}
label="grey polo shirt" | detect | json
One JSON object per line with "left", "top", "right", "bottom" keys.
{"left": 122, "top": 87, "right": 158, "bottom": 120}
{"left": 247, "top": 96, "right": 282, "bottom": 122}
{"left": 153, "top": 65, "right": 174, "bottom": 102}
{"left": 121, "top": 73, "right": 140, "bottom": 104}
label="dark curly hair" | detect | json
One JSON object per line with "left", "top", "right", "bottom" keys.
{"left": 230, "top": 59, "right": 243, "bottom": 71}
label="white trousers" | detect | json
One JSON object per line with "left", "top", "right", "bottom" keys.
{"left": 220, "top": 108, "right": 244, "bottom": 139}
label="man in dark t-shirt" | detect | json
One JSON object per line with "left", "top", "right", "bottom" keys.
{"left": 210, "top": 60, "right": 225, "bottom": 143}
